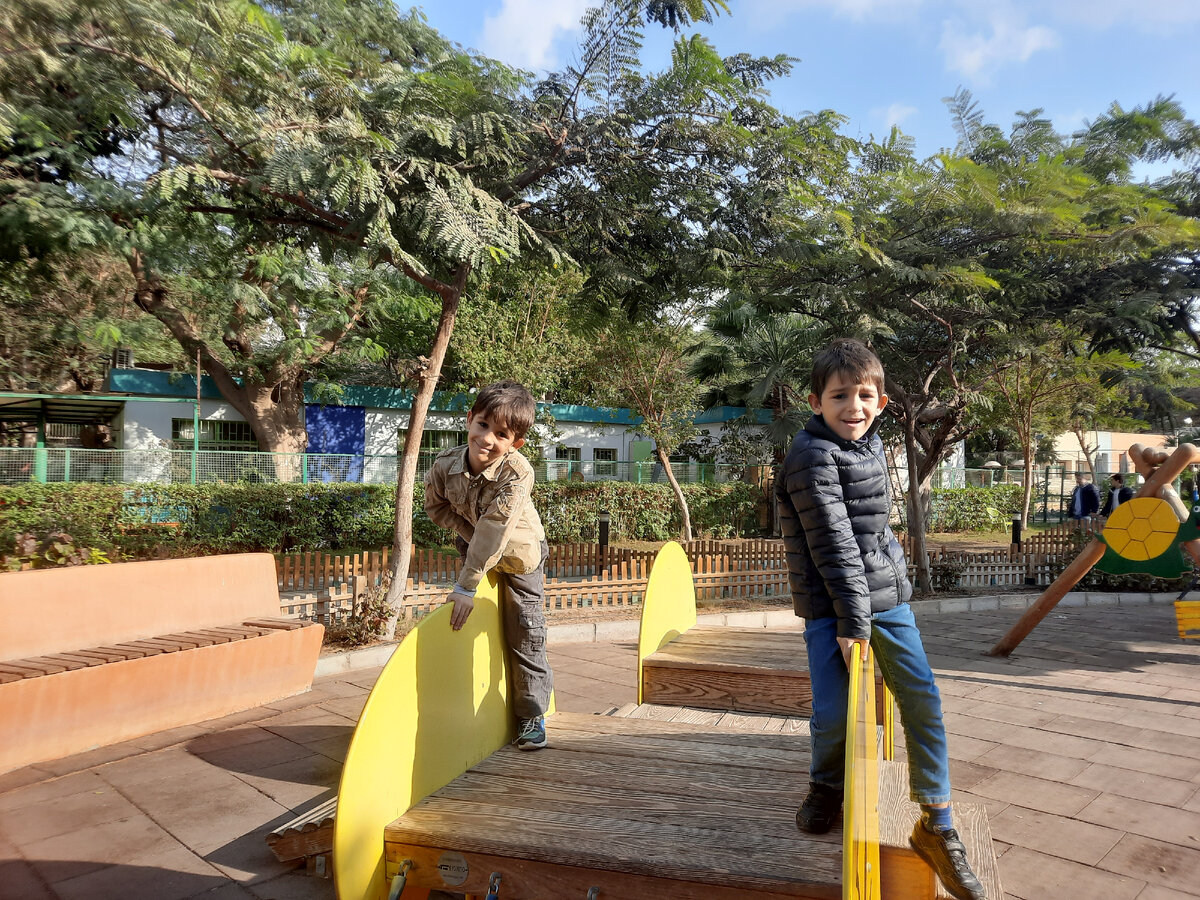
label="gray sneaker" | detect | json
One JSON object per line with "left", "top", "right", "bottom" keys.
{"left": 909, "top": 821, "right": 986, "bottom": 900}
{"left": 516, "top": 716, "right": 547, "bottom": 750}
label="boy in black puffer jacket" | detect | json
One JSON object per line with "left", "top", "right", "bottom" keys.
{"left": 776, "top": 338, "right": 985, "bottom": 900}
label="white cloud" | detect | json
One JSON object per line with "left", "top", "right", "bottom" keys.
{"left": 875, "top": 102, "right": 918, "bottom": 129}
{"left": 940, "top": 13, "right": 1059, "bottom": 81}
{"left": 480, "top": 0, "right": 591, "bottom": 70}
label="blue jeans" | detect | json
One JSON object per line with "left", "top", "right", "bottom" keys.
{"left": 804, "top": 603, "right": 951, "bottom": 805}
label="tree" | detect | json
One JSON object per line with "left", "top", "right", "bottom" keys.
{"left": 0, "top": 249, "right": 174, "bottom": 395}
{"left": 985, "top": 330, "right": 1142, "bottom": 526}
{"left": 589, "top": 321, "right": 701, "bottom": 539}
{"left": 1, "top": 0, "right": 793, "bottom": 629}
{"left": 692, "top": 295, "right": 818, "bottom": 452}
{"left": 743, "top": 91, "right": 1200, "bottom": 588}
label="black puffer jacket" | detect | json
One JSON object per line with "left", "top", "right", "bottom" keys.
{"left": 776, "top": 414, "right": 911, "bottom": 639}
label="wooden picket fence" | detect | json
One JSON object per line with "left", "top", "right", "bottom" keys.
{"left": 276, "top": 535, "right": 1072, "bottom": 625}
{"left": 275, "top": 539, "right": 786, "bottom": 595}
{"left": 279, "top": 550, "right": 793, "bottom": 623}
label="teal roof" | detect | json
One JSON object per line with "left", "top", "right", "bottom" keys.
{"left": 105, "top": 369, "right": 765, "bottom": 426}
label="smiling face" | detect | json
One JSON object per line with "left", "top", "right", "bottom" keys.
{"left": 809, "top": 374, "right": 888, "bottom": 442}
{"left": 465, "top": 410, "right": 525, "bottom": 474}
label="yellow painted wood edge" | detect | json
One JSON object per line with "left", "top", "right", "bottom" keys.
{"left": 636, "top": 542, "right": 697, "bottom": 703}
{"left": 1176, "top": 600, "right": 1200, "bottom": 640}
{"left": 844, "top": 644, "right": 881, "bottom": 900}
{"left": 334, "top": 574, "right": 512, "bottom": 900}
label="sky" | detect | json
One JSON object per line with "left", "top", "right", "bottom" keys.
{"left": 410, "top": 0, "right": 1200, "bottom": 174}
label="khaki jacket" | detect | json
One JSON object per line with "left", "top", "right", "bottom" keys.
{"left": 423, "top": 445, "right": 545, "bottom": 592}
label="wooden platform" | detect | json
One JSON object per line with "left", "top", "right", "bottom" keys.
{"left": 381, "top": 710, "right": 1000, "bottom": 899}
{"left": 641, "top": 625, "right": 888, "bottom": 721}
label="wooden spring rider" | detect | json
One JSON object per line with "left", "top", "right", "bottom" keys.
{"left": 989, "top": 442, "right": 1200, "bottom": 656}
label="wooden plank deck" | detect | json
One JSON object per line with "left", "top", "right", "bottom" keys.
{"left": 642, "top": 625, "right": 888, "bottom": 720}
{"left": 382, "top": 709, "right": 1000, "bottom": 899}
{"left": 384, "top": 710, "right": 841, "bottom": 899}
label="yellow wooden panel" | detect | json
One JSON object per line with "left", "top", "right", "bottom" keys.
{"left": 636, "top": 542, "right": 697, "bottom": 703}
{"left": 844, "top": 644, "right": 881, "bottom": 900}
{"left": 334, "top": 574, "right": 513, "bottom": 900}
{"left": 1176, "top": 600, "right": 1200, "bottom": 640}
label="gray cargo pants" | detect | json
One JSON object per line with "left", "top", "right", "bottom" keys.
{"left": 457, "top": 538, "right": 554, "bottom": 719}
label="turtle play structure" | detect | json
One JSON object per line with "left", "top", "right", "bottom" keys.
{"left": 990, "top": 442, "right": 1200, "bottom": 657}
{"left": 334, "top": 543, "right": 1001, "bottom": 899}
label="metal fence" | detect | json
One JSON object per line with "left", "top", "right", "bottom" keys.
{"left": 0, "top": 446, "right": 765, "bottom": 487}
{"left": 927, "top": 466, "right": 1173, "bottom": 525}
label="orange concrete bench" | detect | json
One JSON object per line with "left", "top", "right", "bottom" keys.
{"left": 0, "top": 553, "right": 324, "bottom": 774}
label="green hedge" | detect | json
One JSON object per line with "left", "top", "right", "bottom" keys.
{"left": 925, "top": 485, "right": 1023, "bottom": 533}
{"left": 0, "top": 480, "right": 762, "bottom": 559}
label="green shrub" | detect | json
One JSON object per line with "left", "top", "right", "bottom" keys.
{"left": 926, "top": 485, "right": 1023, "bottom": 533}
{"left": 0, "top": 478, "right": 763, "bottom": 557}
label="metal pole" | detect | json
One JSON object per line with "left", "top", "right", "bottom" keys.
{"left": 598, "top": 509, "right": 610, "bottom": 571}
{"left": 1042, "top": 466, "right": 1050, "bottom": 524}
{"left": 192, "top": 349, "right": 201, "bottom": 485}
{"left": 34, "top": 414, "right": 47, "bottom": 483}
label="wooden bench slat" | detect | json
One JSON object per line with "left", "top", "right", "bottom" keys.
{"left": 161, "top": 632, "right": 221, "bottom": 648}
{"left": 43, "top": 652, "right": 108, "bottom": 668}
{"left": 100, "top": 643, "right": 159, "bottom": 657}
{"left": 24, "top": 654, "right": 93, "bottom": 672}
{"left": 243, "top": 617, "right": 309, "bottom": 631}
{"left": 0, "top": 660, "right": 65, "bottom": 677}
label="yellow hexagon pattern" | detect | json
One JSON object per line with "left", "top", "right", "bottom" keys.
{"left": 1102, "top": 497, "right": 1181, "bottom": 561}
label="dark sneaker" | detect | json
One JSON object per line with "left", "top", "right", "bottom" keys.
{"left": 516, "top": 716, "right": 547, "bottom": 751}
{"left": 796, "top": 783, "right": 843, "bottom": 834}
{"left": 909, "top": 821, "right": 986, "bottom": 900}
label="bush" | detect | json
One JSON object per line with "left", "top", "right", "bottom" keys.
{"left": 532, "top": 481, "right": 760, "bottom": 543}
{"left": 926, "top": 485, "right": 1023, "bottom": 533}
{"left": 0, "top": 482, "right": 397, "bottom": 559}
{"left": 0, "top": 478, "right": 763, "bottom": 558}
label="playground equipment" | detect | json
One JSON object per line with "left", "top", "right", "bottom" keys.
{"left": 636, "top": 543, "right": 894, "bottom": 744}
{"left": 335, "top": 543, "right": 998, "bottom": 899}
{"left": 990, "top": 442, "right": 1200, "bottom": 656}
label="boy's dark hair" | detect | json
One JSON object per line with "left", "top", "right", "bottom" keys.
{"left": 811, "top": 338, "right": 886, "bottom": 397}
{"left": 470, "top": 380, "right": 536, "bottom": 439}
{"left": 1111, "top": 474, "right": 1124, "bottom": 484}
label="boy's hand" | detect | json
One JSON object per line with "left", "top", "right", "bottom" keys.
{"left": 837, "top": 636, "right": 869, "bottom": 671}
{"left": 447, "top": 591, "right": 475, "bottom": 631}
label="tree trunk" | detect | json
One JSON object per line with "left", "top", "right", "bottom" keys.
{"left": 383, "top": 268, "right": 468, "bottom": 638}
{"left": 902, "top": 419, "right": 933, "bottom": 592}
{"left": 655, "top": 446, "right": 692, "bottom": 542}
{"left": 1072, "top": 425, "right": 1098, "bottom": 482}
{"left": 127, "top": 251, "right": 311, "bottom": 479}
{"left": 1021, "top": 449, "right": 1036, "bottom": 529}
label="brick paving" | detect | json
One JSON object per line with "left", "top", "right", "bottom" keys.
{"left": 0, "top": 600, "right": 1197, "bottom": 899}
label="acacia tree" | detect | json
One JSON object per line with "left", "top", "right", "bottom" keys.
{"left": 985, "top": 330, "right": 1143, "bottom": 526}
{"left": 746, "top": 92, "right": 1200, "bottom": 589}
{"left": 2, "top": 0, "right": 805, "bottom": 627}
{"left": 590, "top": 322, "right": 701, "bottom": 540}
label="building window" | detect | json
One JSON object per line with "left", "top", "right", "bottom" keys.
{"left": 593, "top": 447, "right": 617, "bottom": 477}
{"left": 556, "top": 446, "right": 581, "bottom": 462}
{"left": 171, "top": 419, "right": 257, "bottom": 452}
{"left": 397, "top": 429, "right": 466, "bottom": 475}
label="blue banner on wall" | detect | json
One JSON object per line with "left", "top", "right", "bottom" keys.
{"left": 306, "top": 405, "right": 366, "bottom": 482}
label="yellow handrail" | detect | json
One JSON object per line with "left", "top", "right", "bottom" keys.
{"left": 843, "top": 643, "right": 882, "bottom": 900}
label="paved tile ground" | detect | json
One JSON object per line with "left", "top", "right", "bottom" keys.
{"left": 1, "top": 601, "right": 1197, "bottom": 900}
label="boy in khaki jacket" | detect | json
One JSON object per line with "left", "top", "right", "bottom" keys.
{"left": 423, "top": 380, "right": 552, "bottom": 749}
